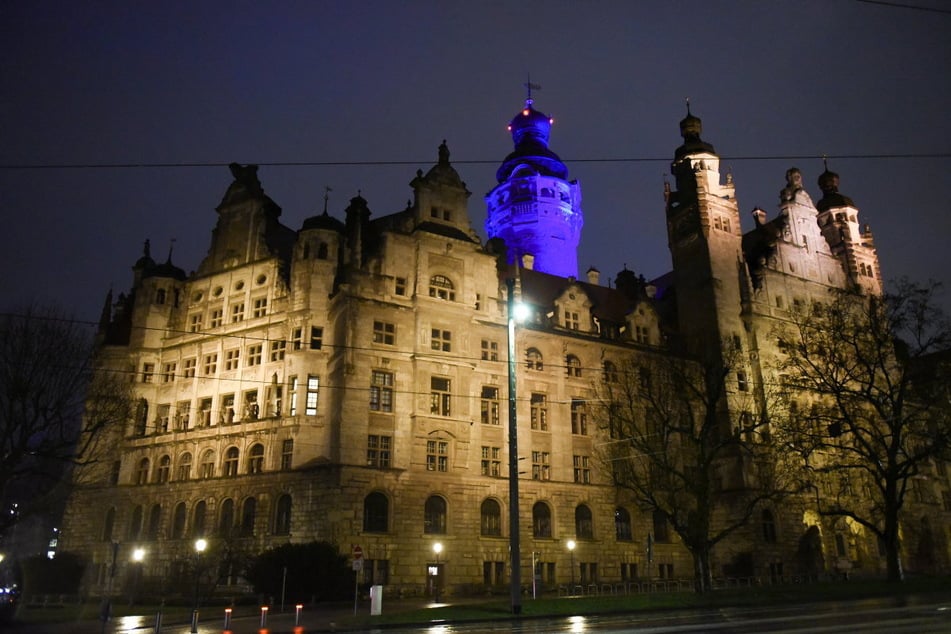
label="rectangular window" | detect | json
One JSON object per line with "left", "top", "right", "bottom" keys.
{"left": 532, "top": 450, "right": 550, "bottom": 481}
{"left": 244, "top": 390, "right": 259, "bottom": 419}
{"left": 426, "top": 439, "right": 449, "bottom": 472}
{"left": 565, "top": 311, "right": 579, "bottom": 330}
{"left": 370, "top": 370, "right": 394, "bottom": 412}
{"left": 221, "top": 394, "right": 235, "bottom": 424}
{"left": 395, "top": 277, "right": 407, "bottom": 296}
{"left": 141, "top": 363, "right": 155, "bottom": 383}
{"left": 155, "top": 403, "right": 170, "bottom": 433}
{"left": 252, "top": 297, "right": 267, "bottom": 318}
{"left": 161, "top": 362, "right": 177, "bottom": 383}
{"left": 269, "top": 340, "right": 286, "bottom": 362}
{"left": 305, "top": 375, "right": 319, "bottom": 415}
{"left": 247, "top": 344, "right": 263, "bottom": 366}
{"left": 480, "top": 339, "right": 499, "bottom": 361}
{"left": 430, "top": 377, "right": 451, "bottom": 416}
{"left": 310, "top": 326, "right": 323, "bottom": 350}
{"left": 571, "top": 399, "right": 588, "bottom": 435}
{"left": 288, "top": 376, "right": 298, "bottom": 416}
{"left": 737, "top": 371, "right": 749, "bottom": 392}
{"left": 183, "top": 358, "right": 197, "bottom": 378}
{"left": 189, "top": 313, "right": 203, "bottom": 333}
{"left": 199, "top": 397, "right": 213, "bottom": 427}
{"left": 209, "top": 308, "right": 223, "bottom": 328}
{"left": 480, "top": 386, "right": 500, "bottom": 425}
{"left": 202, "top": 353, "right": 218, "bottom": 376}
{"left": 530, "top": 393, "right": 548, "bottom": 431}
{"left": 481, "top": 446, "right": 501, "bottom": 477}
{"left": 635, "top": 325, "right": 649, "bottom": 344}
{"left": 175, "top": 400, "right": 190, "bottom": 430}
{"left": 224, "top": 349, "right": 240, "bottom": 371}
{"left": 373, "top": 321, "right": 395, "bottom": 345}
{"left": 431, "top": 328, "right": 451, "bottom": 352}
{"left": 231, "top": 302, "right": 245, "bottom": 323}
{"left": 475, "top": 293, "right": 483, "bottom": 311}
{"left": 291, "top": 327, "right": 303, "bottom": 350}
{"left": 281, "top": 439, "right": 294, "bottom": 470}
{"left": 367, "top": 435, "right": 392, "bottom": 469}
{"left": 573, "top": 454, "right": 590, "bottom": 484}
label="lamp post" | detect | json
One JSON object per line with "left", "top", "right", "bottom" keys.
{"left": 506, "top": 276, "right": 527, "bottom": 615}
{"left": 130, "top": 547, "right": 145, "bottom": 607}
{"left": 190, "top": 538, "right": 207, "bottom": 633}
{"left": 567, "top": 539, "right": 576, "bottom": 589}
{"left": 432, "top": 542, "right": 443, "bottom": 602}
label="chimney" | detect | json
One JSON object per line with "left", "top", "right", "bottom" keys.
{"left": 586, "top": 267, "right": 600, "bottom": 285}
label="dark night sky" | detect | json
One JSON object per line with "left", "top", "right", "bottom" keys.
{"left": 2, "top": 1, "right": 950, "bottom": 322}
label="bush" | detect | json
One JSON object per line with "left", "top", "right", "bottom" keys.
{"left": 19, "top": 552, "right": 85, "bottom": 595}
{"left": 244, "top": 542, "right": 353, "bottom": 603}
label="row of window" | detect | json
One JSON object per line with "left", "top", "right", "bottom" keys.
{"left": 101, "top": 493, "right": 293, "bottom": 543}
{"left": 187, "top": 297, "right": 270, "bottom": 333}
{"left": 130, "top": 441, "right": 293, "bottom": 484}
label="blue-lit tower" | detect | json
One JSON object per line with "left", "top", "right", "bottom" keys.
{"left": 485, "top": 97, "right": 583, "bottom": 278}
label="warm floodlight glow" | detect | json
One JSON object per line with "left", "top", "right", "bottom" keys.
{"left": 132, "top": 547, "right": 145, "bottom": 563}
{"left": 566, "top": 539, "right": 576, "bottom": 551}
{"left": 194, "top": 538, "right": 207, "bottom": 553}
{"left": 512, "top": 302, "right": 530, "bottom": 323}
{"left": 433, "top": 542, "right": 443, "bottom": 555}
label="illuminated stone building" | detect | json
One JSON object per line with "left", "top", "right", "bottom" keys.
{"left": 60, "top": 100, "right": 948, "bottom": 599}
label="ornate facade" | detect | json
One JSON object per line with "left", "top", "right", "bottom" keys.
{"left": 60, "top": 101, "right": 949, "bottom": 598}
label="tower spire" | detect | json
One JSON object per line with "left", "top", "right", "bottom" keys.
{"left": 524, "top": 74, "right": 541, "bottom": 107}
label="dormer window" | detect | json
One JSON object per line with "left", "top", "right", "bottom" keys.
{"left": 429, "top": 275, "right": 455, "bottom": 301}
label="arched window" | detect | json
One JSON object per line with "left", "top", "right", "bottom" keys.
{"left": 615, "top": 507, "right": 632, "bottom": 541}
{"left": 199, "top": 450, "right": 215, "bottom": 479}
{"left": 171, "top": 502, "right": 187, "bottom": 539}
{"left": 128, "top": 505, "right": 143, "bottom": 540}
{"left": 363, "top": 492, "right": 388, "bottom": 533}
{"left": 223, "top": 446, "right": 239, "bottom": 476}
{"left": 145, "top": 504, "right": 161, "bottom": 541}
{"left": 526, "top": 348, "right": 543, "bottom": 371}
{"left": 428, "top": 275, "right": 456, "bottom": 301}
{"left": 240, "top": 497, "right": 256, "bottom": 536}
{"left": 603, "top": 360, "right": 619, "bottom": 383}
{"left": 532, "top": 502, "right": 552, "bottom": 538}
{"left": 652, "top": 510, "right": 670, "bottom": 543}
{"left": 155, "top": 455, "right": 171, "bottom": 483}
{"left": 219, "top": 498, "right": 234, "bottom": 537}
{"left": 135, "top": 458, "right": 150, "bottom": 485}
{"left": 480, "top": 499, "right": 502, "bottom": 536}
{"left": 424, "top": 495, "right": 447, "bottom": 534}
{"left": 762, "top": 509, "right": 777, "bottom": 543}
{"left": 155, "top": 288, "right": 166, "bottom": 305}
{"left": 192, "top": 500, "right": 207, "bottom": 537}
{"left": 102, "top": 508, "right": 116, "bottom": 542}
{"left": 575, "top": 504, "right": 593, "bottom": 539}
{"left": 566, "top": 355, "right": 582, "bottom": 378}
{"left": 178, "top": 452, "right": 192, "bottom": 481}
{"left": 247, "top": 443, "right": 265, "bottom": 474}
{"left": 317, "top": 242, "right": 328, "bottom": 260}
{"left": 274, "top": 494, "right": 292, "bottom": 535}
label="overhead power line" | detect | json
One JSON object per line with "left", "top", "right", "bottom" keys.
{"left": 0, "top": 153, "right": 949, "bottom": 171}
{"left": 853, "top": 0, "right": 951, "bottom": 14}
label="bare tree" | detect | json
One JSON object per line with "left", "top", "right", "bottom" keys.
{"left": 774, "top": 281, "right": 951, "bottom": 582}
{"left": 596, "top": 345, "right": 792, "bottom": 593}
{"left": 0, "top": 306, "right": 134, "bottom": 534}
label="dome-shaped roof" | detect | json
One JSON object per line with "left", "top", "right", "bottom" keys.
{"left": 673, "top": 102, "right": 717, "bottom": 161}
{"left": 302, "top": 211, "right": 345, "bottom": 232}
{"left": 508, "top": 103, "right": 552, "bottom": 147}
{"left": 133, "top": 239, "right": 156, "bottom": 270}
{"left": 144, "top": 258, "right": 186, "bottom": 281}
{"left": 496, "top": 100, "right": 569, "bottom": 182}
{"left": 816, "top": 165, "right": 855, "bottom": 212}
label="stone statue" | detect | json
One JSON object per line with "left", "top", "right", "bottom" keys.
{"left": 780, "top": 167, "right": 813, "bottom": 207}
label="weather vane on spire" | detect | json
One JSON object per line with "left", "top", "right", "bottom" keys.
{"left": 323, "top": 186, "right": 332, "bottom": 215}
{"left": 524, "top": 74, "right": 541, "bottom": 107}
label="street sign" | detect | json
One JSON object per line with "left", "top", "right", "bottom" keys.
{"left": 352, "top": 559, "right": 363, "bottom": 571}
{"left": 352, "top": 544, "right": 363, "bottom": 560}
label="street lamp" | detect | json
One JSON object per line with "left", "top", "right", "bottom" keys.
{"left": 432, "top": 542, "right": 443, "bottom": 602}
{"left": 130, "top": 547, "right": 145, "bottom": 607}
{"left": 190, "top": 538, "right": 207, "bottom": 633}
{"left": 567, "top": 539, "right": 576, "bottom": 589}
{"left": 506, "top": 276, "right": 528, "bottom": 615}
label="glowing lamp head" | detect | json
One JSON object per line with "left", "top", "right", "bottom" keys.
{"left": 194, "top": 538, "right": 207, "bottom": 554}
{"left": 433, "top": 542, "right": 443, "bottom": 555}
{"left": 567, "top": 539, "right": 576, "bottom": 551}
{"left": 512, "top": 302, "right": 530, "bottom": 323}
{"left": 132, "top": 547, "right": 145, "bottom": 563}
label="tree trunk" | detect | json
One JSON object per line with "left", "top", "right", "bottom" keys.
{"left": 692, "top": 546, "right": 713, "bottom": 593}
{"left": 884, "top": 487, "right": 904, "bottom": 582}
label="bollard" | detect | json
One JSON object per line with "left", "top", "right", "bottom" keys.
{"left": 153, "top": 609, "right": 163, "bottom": 633}
{"left": 223, "top": 607, "right": 232, "bottom": 630}
{"left": 260, "top": 605, "right": 269, "bottom": 628}
{"left": 295, "top": 603, "right": 303, "bottom": 626}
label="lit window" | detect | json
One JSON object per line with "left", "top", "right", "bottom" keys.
{"left": 305, "top": 375, "right": 319, "bottom": 415}
{"left": 430, "top": 377, "right": 451, "bottom": 416}
{"left": 370, "top": 370, "right": 394, "bottom": 412}
{"left": 429, "top": 275, "right": 456, "bottom": 301}
{"left": 367, "top": 435, "right": 391, "bottom": 468}
{"left": 426, "top": 439, "right": 449, "bottom": 472}
{"left": 373, "top": 321, "right": 395, "bottom": 345}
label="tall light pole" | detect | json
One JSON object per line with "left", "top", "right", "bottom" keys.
{"left": 130, "top": 547, "right": 145, "bottom": 607}
{"left": 191, "top": 538, "right": 207, "bottom": 633}
{"left": 567, "top": 539, "right": 576, "bottom": 589}
{"left": 506, "top": 276, "right": 525, "bottom": 615}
